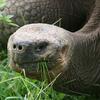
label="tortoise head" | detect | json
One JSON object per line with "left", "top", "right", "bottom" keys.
{"left": 7, "top": 23, "right": 73, "bottom": 80}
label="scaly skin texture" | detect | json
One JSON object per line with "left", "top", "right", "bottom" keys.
{"left": 0, "top": 0, "right": 95, "bottom": 45}
{"left": 7, "top": 0, "right": 100, "bottom": 96}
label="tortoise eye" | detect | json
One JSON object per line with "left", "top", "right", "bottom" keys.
{"left": 35, "top": 42, "right": 49, "bottom": 52}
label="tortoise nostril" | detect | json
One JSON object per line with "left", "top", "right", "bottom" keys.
{"left": 12, "top": 44, "right": 24, "bottom": 51}
{"left": 13, "top": 44, "right": 16, "bottom": 49}
{"left": 18, "top": 45, "right": 23, "bottom": 50}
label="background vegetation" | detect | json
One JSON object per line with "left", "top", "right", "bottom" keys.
{"left": 0, "top": 0, "right": 98, "bottom": 100}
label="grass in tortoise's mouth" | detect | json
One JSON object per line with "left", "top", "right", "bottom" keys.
{"left": 37, "top": 61, "right": 51, "bottom": 81}
{"left": 13, "top": 57, "right": 54, "bottom": 70}
{"left": 12, "top": 60, "right": 51, "bottom": 80}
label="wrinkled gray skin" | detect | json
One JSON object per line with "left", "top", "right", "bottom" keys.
{"left": 8, "top": 0, "right": 100, "bottom": 96}
{"left": 0, "top": 0, "right": 95, "bottom": 45}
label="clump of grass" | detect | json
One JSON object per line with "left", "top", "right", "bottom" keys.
{"left": 0, "top": 58, "right": 65, "bottom": 100}
{"left": 0, "top": 0, "right": 18, "bottom": 27}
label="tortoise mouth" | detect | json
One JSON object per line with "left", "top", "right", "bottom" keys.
{"left": 11, "top": 59, "right": 53, "bottom": 73}
{"left": 10, "top": 56, "right": 66, "bottom": 80}
{"left": 10, "top": 60, "right": 59, "bottom": 80}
